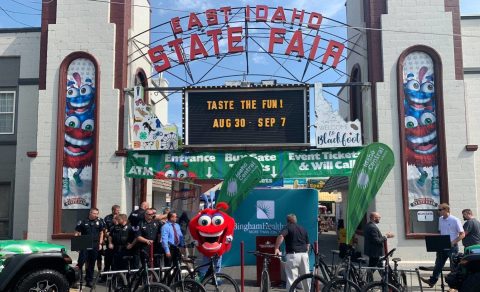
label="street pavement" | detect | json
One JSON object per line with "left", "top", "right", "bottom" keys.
{"left": 71, "top": 231, "right": 455, "bottom": 291}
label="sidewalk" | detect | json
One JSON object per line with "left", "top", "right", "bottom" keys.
{"left": 71, "top": 264, "right": 454, "bottom": 292}
{"left": 71, "top": 231, "right": 450, "bottom": 291}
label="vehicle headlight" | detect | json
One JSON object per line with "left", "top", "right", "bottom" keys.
{"left": 0, "top": 253, "right": 16, "bottom": 272}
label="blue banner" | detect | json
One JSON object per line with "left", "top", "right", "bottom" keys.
{"left": 222, "top": 189, "right": 318, "bottom": 268}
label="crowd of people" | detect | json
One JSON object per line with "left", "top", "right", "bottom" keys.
{"left": 74, "top": 202, "right": 184, "bottom": 288}
{"left": 273, "top": 204, "right": 480, "bottom": 290}
{"left": 73, "top": 201, "right": 480, "bottom": 289}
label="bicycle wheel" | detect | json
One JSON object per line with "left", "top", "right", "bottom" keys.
{"left": 361, "top": 281, "right": 400, "bottom": 292}
{"left": 400, "top": 271, "right": 407, "bottom": 288}
{"left": 139, "top": 282, "right": 174, "bottom": 292}
{"left": 202, "top": 273, "right": 239, "bottom": 292}
{"left": 148, "top": 270, "right": 160, "bottom": 283}
{"left": 323, "top": 278, "right": 361, "bottom": 292}
{"left": 260, "top": 270, "right": 270, "bottom": 292}
{"left": 170, "top": 279, "right": 206, "bottom": 292}
{"left": 289, "top": 273, "right": 327, "bottom": 292}
{"left": 108, "top": 273, "right": 128, "bottom": 292}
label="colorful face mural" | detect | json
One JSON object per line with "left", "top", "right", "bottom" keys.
{"left": 402, "top": 52, "right": 440, "bottom": 209}
{"left": 62, "top": 58, "right": 96, "bottom": 209}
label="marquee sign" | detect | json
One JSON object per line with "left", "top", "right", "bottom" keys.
{"left": 183, "top": 85, "right": 308, "bottom": 146}
{"left": 147, "top": 5, "right": 345, "bottom": 74}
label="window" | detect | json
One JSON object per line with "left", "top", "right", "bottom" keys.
{"left": 0, "top": 183, "right": 12, "bottom": 239}
{"left": 0, "top": 91, "right": 15, "bottom": 134}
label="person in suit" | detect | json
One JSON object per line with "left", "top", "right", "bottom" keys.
{"left": 363, "top": 212, "right": 394, "bottom": 281}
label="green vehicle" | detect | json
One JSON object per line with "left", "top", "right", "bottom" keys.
{"left": 446, "top": 244, "right": 480, "bottom": 292}
{"left": 0, "top": 240, "right": 78, "bottom": 292}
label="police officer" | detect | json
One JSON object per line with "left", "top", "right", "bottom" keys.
{"left": 134, "top": 208, "right": 163, "bottom": 266}
{"left": 108, "top": 213, "right": 134, "bottom": 270}
{"left": 101, "top": 205, "right": 120, "bottom": 281}
{"left": 75, "top": 207, "right": 105, "bottom": 287}
{"left": 128, "top": 201, "right": 149, "bottom": 228}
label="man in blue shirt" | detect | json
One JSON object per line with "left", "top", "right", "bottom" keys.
{"left": 161, "top": 211, "right": 185, "bottom": 266}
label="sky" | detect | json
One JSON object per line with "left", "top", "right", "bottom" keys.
{"left": 1, "top": 0, "right": 478, "bottom": 29}
{"left": 1, "top": 0, "right": 479, "bottom": 129}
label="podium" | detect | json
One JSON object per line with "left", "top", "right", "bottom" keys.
{"left": 420, "top": 235, "right": 452, "bottom": 292}
{"left": 425, "top": 235, "right": 451, "bottom": 252}
{"left": 255, "top": 236, "right": 282, "bottom": 287}
{"left": 71, "top": 235, "right": 95, "bottom": 251}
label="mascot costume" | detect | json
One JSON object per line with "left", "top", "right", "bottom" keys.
{"left": 188, "top": 202, "right": 235, "bottom": 257}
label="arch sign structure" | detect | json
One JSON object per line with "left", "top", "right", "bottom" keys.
{"left": 127, "top": 5, "right": 367, "bottom": 181}
{"left": 147, "top": 5, "right": 344, "bottom": 75}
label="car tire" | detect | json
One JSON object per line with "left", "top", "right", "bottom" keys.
{"left": 15, "top": 269, "right": 70, "bottom": 292}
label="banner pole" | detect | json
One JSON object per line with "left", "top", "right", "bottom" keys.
{"left": 241, "top": 241, "right": 245, "bottom": 292}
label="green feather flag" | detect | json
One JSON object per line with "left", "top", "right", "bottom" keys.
{"left": 216, "top": 157, "right": 263, "bottom": 214}
{"left": 346, "top": 143, "right": 394, "bottom": 244}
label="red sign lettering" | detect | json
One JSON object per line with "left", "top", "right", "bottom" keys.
{"left": 285, "top": 30, "right": 304, "bottom": 57}
{"left": 148, "top": 45, "right": 171, "bottom": 72}
{"left": 322, "top": 40, "right": 345, "bottom": 68}
{"left": 227, "top": 27, "right": 244, "bottom": 53}
{"left": 269, "top": 28, "right": 286, "bottom": 53}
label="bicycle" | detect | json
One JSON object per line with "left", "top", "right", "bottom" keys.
{"left": 248, "top": 251, "right": 282, "bottom": 292}
{"left": 158, "top": 245, "right": 206, "bottom": 292}
{"left": 186, "top": 254, "right": 240, "bottom": 292}
{"left": 289, "top": 243, "right": 335, "bottom": 292}
{"left": 361, "top": 248, "right": 407, "bottom": 292}
{"left": 323, "top": 247, "right": 364, "bottom": 292}
{"left": 106, "top": 253, "right": 173, "bottom": 292}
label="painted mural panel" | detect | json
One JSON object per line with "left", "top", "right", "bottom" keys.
{"left": 62, "top": 58, "right": 96, "bottom": 209}
{"left": 402, "top": 52, "right": 440, "bottom": 210}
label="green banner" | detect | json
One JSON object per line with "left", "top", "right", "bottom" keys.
{"left": 126, "top": 148, "right": 362, "bottom": 180}
{"left": 346, "top": 143, "right": 394, "bottom": 244}
{"left": 217, "top": 157, "right": 263, "bottom": 214}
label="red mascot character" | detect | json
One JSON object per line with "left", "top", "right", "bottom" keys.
{"left": 189, "top": 202, "right": 235, "bottom": 257}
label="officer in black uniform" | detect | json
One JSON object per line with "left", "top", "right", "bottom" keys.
{"left": 108, "top": 213, "right": 135, "bottom": 270}
{"left": 134, "top": 208, "right": 163, "bottom": 267}
{"left": 75, "top": 207, "right": 105, "bottom": 287}
{"left": 128, "top": 201, "right": 149, "bottom": 228}
{"left": 100, "top": 205, "right": 120, "bottom": 281}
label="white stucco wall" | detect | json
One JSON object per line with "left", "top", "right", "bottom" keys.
{"left": 27, "top": 0, "right": 125, "bottom": 241}
{"left": 345, "top": 0, "right": 372, "bottom": 145}
{"left": 371, "top": 1, "right": 477, "bottom": 262}
{"left": 461, "top": 16, "right": 480, "bottom": 215}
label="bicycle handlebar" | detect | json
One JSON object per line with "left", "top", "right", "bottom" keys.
{"left": 379, "top": 248, "right": 396, "bottom": 261}
{"left": 248, "top": 251, "right": 282, "bottom": 259}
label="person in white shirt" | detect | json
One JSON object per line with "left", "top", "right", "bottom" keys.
{"left": 420, "top": 203, "right": 465, "bottom": 288}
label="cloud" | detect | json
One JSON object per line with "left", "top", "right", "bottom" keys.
{"left": 252, "top": 51, "right": 267, "bottom": 64}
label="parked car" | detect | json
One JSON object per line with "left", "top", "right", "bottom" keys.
{"left": 0, "top": 240, "right": 78, "bottom": 292}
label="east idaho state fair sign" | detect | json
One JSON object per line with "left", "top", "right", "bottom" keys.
{"left": 147, "top": 5, "right": 345, "bottom": 73}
